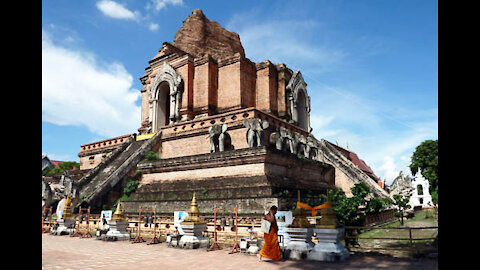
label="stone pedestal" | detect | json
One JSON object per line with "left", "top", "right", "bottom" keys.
{"left": 285, "top": 227, "right": 314, "bottom": 260}
{"left": 167, "top": 234, "right": 182, "bottom": 247}
{"left": 51, "top": 219, "right": 76, "bottom": 236}
{"left": 104, "top": 221, "right": 130, "bottom": 241}
{"left": 307, "top": 227, "right": 349, "bottom": 262}
{"left": 178, "top": 223, "right": 209, "bottom": 249}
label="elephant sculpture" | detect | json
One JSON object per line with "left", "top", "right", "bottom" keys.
{"left": 305, "top": 136, "right": 318, "bottom": 159}
{"left": 270, "top": 127, "right": 316, "bottom": 159}
{"left": 243, "top": 118, "right": 269, "bottom": 147}
{"left": 208, "top": 124, "right": 231, "bottom": 153}
{"left": 42, "top": 178, "right": 53, "bottom": 209}
{"left": 270, "top": 126, "right": 291, "bottom": 152}
{"left": 292, "top": 132, "right": 306, "bottom": 156}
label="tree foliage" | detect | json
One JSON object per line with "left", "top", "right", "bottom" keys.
{"left": 366, "top": 197, "right": 393, "bottom": 215}
{"left": 42, "top": 161, "right": 80, "bottom": 176}
{"left": 318, "top": 182, "right": 394, "bottom": 226}
{"left": 320, "top": 182, "right": 371, "bottom": 226}
{"left": 410, "top": 139, "right": 438, "bottom": 202}
{"left": 123, "top": 179, "right": 139, "bottom": 196}
{"left": 350, "top": 182, "right": 370, "bottom": 205}
{"left": 110, "top": 179, "right": 139, "bottom": 211}
{"left": 144, "top": 151, "right": 159, "bottom": 161}
{"left": 392, "top": 194, "right": 411, "bottom": 225}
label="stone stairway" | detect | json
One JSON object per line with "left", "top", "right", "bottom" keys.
{"left": 317, "top": 139, "right": 390, "bottom": 198}
{"left": 79, "top": 132, "right": 162, "bottom": 208}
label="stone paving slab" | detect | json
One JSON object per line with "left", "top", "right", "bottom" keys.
{"left": 42, "top": 234, "right": 437, "bottom": 270}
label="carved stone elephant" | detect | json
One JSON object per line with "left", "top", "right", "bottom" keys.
{"left": 243, "top": 118, "right": 269, "bottom": 147}
{"left": 208, "top": 124, "right": 231, "bottom": 152}
{"left": 305, "top": 136, "right": 318, "bottom": 159}
{"left": 292, "top": 132, "right": 306, "bottom": 156}
{"left": 269, "top": 126, "right": 290, "bottom": 152}
{"left": 42, "top": 179, "right": 53, "bottom": 209}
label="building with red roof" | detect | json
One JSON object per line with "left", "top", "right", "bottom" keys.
{"left": 317, "top": 140, "right": 389, "bottom": 198}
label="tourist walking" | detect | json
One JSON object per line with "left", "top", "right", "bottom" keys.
{"left": 258, "top": 205, "right": 282, "bottom": 261}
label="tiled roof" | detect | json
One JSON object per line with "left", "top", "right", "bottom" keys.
{"left": 328, "top": 142, "right": 381, "bottom": 181}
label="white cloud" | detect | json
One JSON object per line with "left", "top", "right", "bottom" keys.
{"left": 42, "top": 30, "right": 140, "bottom": 138}
{"left": 376, "top": 156, "right": 399, "bottom": 183}
{"left": 227, "top": 15, "right": 346, "bottom": 75}
{"left": 96, "top": 0, "right": 138, "bottom": 20}
{"left": 149, "top": 23, "right": 159, "bottom": 31}
{"left": 306, "top": 79, "right": 437, "bottom": 184}
{"left": 146, "top": 0, "right": 184, "bottom": 12}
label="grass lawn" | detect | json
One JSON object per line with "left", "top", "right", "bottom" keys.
{"left": 348, "top": 209, "right": 438, "bottom": 258}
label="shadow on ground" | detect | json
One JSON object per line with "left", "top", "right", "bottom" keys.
{"left": 272, "top": 253, "right": 438, "bottom": 270}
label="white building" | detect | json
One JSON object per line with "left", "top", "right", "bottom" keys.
{"left": 409, "top": 169, "right": 433, "bottom": 208}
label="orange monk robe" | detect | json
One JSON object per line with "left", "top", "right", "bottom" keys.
{"left": 259, "top": 219, "right": 282, "bottom": 261}
{"left": 296, "top": 201, "right": 332, "bottom": 216}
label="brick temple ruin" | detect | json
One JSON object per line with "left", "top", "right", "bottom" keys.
{"left": 44, "top": 9, "right": 389, "bottom": 223}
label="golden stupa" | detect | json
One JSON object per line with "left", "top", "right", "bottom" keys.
{"left": 316, "top": 197, "right": 340, "bottom": 229}
{"left": 288, "top": 190, "right": 311, "bottom": 228}
{"left": 110, "top": 201, "right": 127, "bottom": 222}
{"left": 181, "top": 192, "right": 206, "bottom": 225}
{"left": 62, "top": 194, "right": 74, "bottom": 220}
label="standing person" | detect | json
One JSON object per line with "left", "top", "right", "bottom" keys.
{"left": 258, "top": 205, "right": 282, "bottom": 261}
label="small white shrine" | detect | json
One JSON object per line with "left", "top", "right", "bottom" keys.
{"left": 409, "top": 169, "right": 433, "bottom": 208}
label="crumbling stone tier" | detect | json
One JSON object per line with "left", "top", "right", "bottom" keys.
{"left": 123, "top": 144, "right": 334, "bottom": 215}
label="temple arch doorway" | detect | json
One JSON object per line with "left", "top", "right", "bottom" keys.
{"left": 286, "top": 71, "right": 311, "bottom": 132}
{"left": 296, "top": 90, "right": 308, "bottom": 130}
{"left": 154, "top": 82, "right": 171, "bottom": 131}
{"left": 148, "top": 62, "right": 183, "bottom": 133}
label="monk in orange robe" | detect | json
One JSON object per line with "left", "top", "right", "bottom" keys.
{"left": 258, "top": 206, "right": 282, "bottom": 261}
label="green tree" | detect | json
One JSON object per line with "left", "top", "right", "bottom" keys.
{"left": 42, "top": 161, "right": 80, "bottom": 176}
{"left": 144, "top": 151, "right": 159, "bottom": 161}
{"left": 392, "top": 194, "right": 411, "bottom": 225}
{"left": 366, "top": 197, "right": 392, "bottom": 215}
{"left": 123, "top": 179, "right": 139, "bottom": 196}
{"left": 110, "top": 179, "right": 139, "bottom": 211}
{"left": 321, "top": 182, "right": 371, "bottom": 226}
{"left": 409, "top": 139, "right": 438, "bottom": 203}
{"left": 350, "top": 182, "right": 370, "bottom": 205}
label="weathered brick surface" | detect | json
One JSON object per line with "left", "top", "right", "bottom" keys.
{"left": 158, "top": 108, "right": 310, "bottom": 159}
{"left": 192, "top": 56, "right": 218, "bottom": 115}
{"left": 176, "top": 58, "right": 194, "bottom": 117}
{"left": 127, "top": 146, "right": 335, "bottom": 214}
{"left": 276, "top": 64, "right": 292, "bottom": 118}
{"left": 217, "top": 58, "right": 242, "bottom": 111}
{"left": 122, "top": 197, "right": 278, "bottom": 215}
{"left": 160, "top": 125, "right": 249, "bottom": 159}
{"left": 141, "top": 163, "right": 265, "bottom": 183}
{"left": 78, "top": 135, "right": 134, "bottom": 170}
{"left": 240, "top": 58, "right": 257, "bottom": 109}
{"left": 256, "top": 61, "right": 278, "bottom": 114}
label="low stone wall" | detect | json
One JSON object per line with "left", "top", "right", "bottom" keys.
{"left": 364, "top": 209, "right": 396, "bottom": 226}
{"left": 121, "top": 197, "right": 279, "bottom": 215}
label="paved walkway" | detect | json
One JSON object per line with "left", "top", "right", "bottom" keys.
{"left": 42, "top": 234, "right": 437, "bottom": 270}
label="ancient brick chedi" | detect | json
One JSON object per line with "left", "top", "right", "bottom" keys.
{"left": 75, "top": 9, "right": 337, "bottom": 215}
{"left": 127, "top": 9, "right": 330, "bottom": 214}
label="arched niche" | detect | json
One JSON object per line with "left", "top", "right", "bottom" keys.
{"left": 417, "top": 184, "right": 424, "bottom": 196}
{"left": 286, "top": 71, "right": 311, "bottom": 132}
{"left": 296, "top": 90, "right": 308, "bottom": 130}
{"left": 148, "top": 62, "right": 183, "bottom": 132}
{"left": 154, "top": 82, "right": 171, "bottom": 129}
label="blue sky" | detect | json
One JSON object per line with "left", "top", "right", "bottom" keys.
{"left": 42, "top": 0, "right": 438, "bottom": 184}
